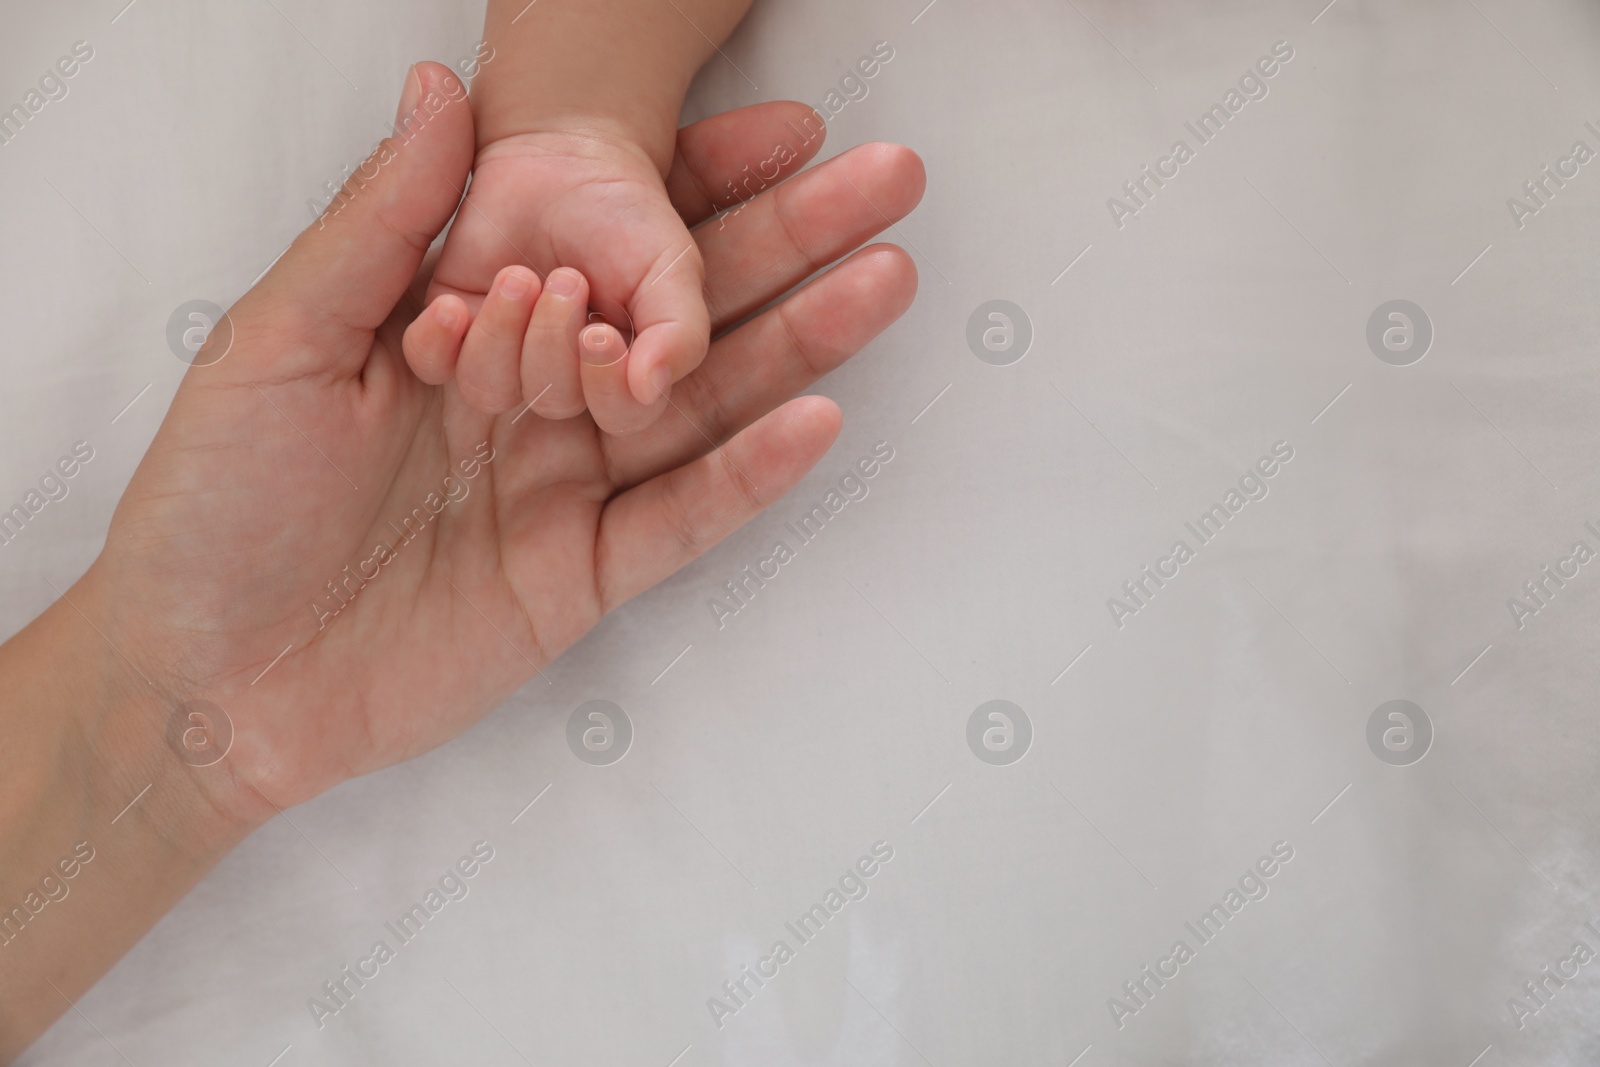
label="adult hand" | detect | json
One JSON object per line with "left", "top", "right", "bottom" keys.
{"left": 93, "top": 66, "right": 925, "bottom": 828}
{"left": 0, "top": 55, "right": 926, "bottom": 1061}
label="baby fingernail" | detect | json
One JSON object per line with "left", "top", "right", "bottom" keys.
{"left": 646, "top": 363, "right": 671, "bottom": 399}
{"left": 581, "top": 325, "right": 611, "bottom": 360}
{"left": 500, "top": 270, "right": 534, "bottom": 301}
{"left": 545, "top": 269, "right": 581, "bottom": 298}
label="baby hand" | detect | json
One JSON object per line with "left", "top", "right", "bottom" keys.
{"left": 423, "top": 127, "right": 709, "bottom": 433}
{"left": 94, "top": 68, "right": 921, "bottom": 820}
{"left": 403, "top": 259, "right": 647, "bottom": 433}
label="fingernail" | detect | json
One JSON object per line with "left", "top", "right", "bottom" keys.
{"left": 646, "top": 363, "right": 672, "bottom": 399}
{"left": 499, "top": 270, "right": 534, "bottom": 301}
{"left": 436, "top": 300, "right": 463, "bottom": 330}
{"left": 394, "top": 64, "right": 422, "bottom": 128}
{"left": 545, "top": 269, "right": 581, "bottom": 299}
{"left": 582, "top": 326, "right": 617, "bottom": 367}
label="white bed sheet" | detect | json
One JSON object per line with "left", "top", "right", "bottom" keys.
{"left": 9, "top": 0, "right": 1600, "bottom": 1063}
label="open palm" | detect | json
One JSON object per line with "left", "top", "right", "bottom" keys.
{"left": 82, "top": 64, "right": 924, "bottom": 824}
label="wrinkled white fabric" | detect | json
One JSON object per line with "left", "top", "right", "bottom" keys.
{"left": 10, "top": 0, "right": 1600, "bottom": 1063}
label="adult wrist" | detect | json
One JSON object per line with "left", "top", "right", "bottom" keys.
{"left": 42, "top": 568, "right": 268, "bottom": 853}
{"left": 0, "top": 575, "right": 259, "bottom": 1057}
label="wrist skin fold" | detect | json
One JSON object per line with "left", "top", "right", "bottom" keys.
{"left": 475, "top": 0, "right": 756, "bottom": 172}
{"left": 0, "top": 567, "right": 262, "bottom": 1061}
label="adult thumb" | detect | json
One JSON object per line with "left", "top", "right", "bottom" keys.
{"left": 257, "top": 62, "right": 476, "bottom": 344}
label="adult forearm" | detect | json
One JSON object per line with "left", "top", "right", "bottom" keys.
{"left": 475, "top": 0, "right": 756, "bottom": 169}
{"left": 0, "top": 575, "right": 257, "bottom": 1062}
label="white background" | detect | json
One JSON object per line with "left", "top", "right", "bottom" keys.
{"left": 8, "top": 0, "right": 1600, "bottom": 1063}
